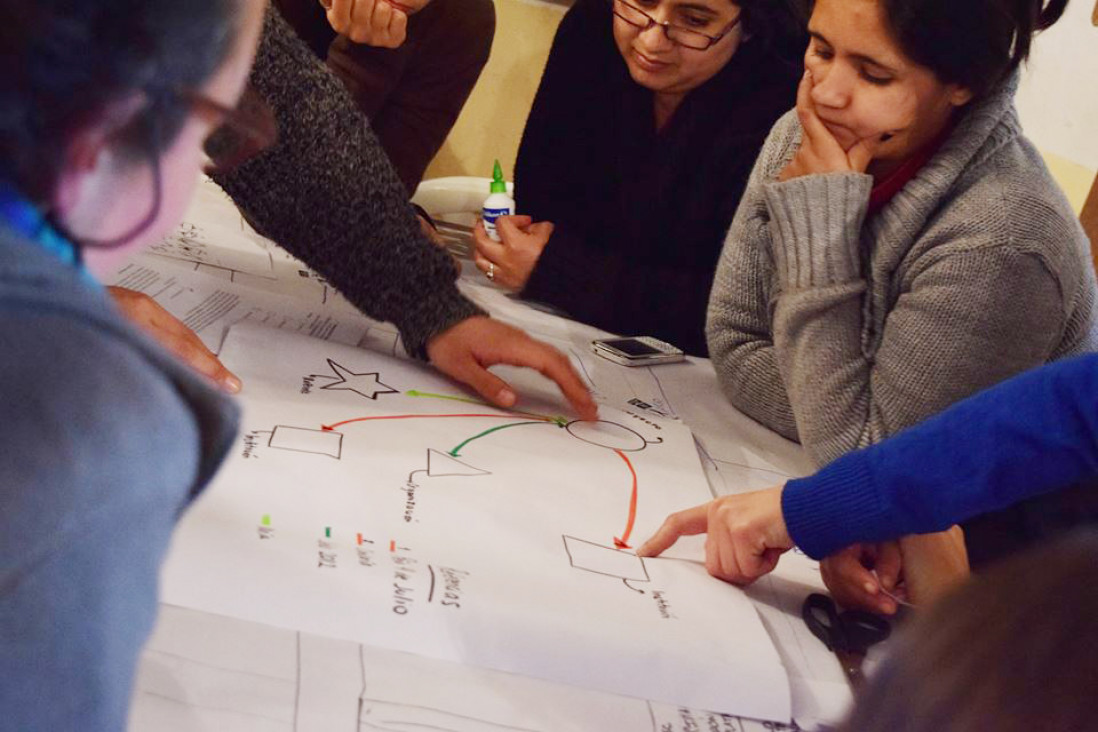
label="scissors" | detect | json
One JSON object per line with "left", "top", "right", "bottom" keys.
{"left": 801, "top": 593, "right": 891, "bottom": 690}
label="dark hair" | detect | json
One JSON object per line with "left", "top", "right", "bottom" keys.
{"left": 839, "top": 530, "right": 1098, "bottom": 732}
{"left": 880, "top": 0, "right": 1068, "bottom": 99}
{"left": 0, "top": 0, "right": 240, "bottom": 203}
{"left": 739, "top": 0, "right": 809, "bottom": 56}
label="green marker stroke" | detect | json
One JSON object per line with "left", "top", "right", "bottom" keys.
{"left": 407, "top": 389, "right": 568, "bottom": 425}
{"left": 449, "top": 421, "right": 551, "bottom": 456}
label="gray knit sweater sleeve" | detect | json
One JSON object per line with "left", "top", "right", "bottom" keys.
{"left": 705, "top": 116, "right": 801, "bottom": 440}
{"left": 211, "top": 6, "right": 483, "bottom": 358}
{"left": 708, "top": 106, "right": 1089, "bottom": 467}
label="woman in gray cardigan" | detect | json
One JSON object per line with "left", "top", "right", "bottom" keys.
{"left": 706, "top": 0, "right": 1096, "bottom": 611}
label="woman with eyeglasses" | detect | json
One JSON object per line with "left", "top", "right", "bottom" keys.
{"left": 693, "top": 0, "right": 1097, "bottom": 611}
{"left": 469, "top": 0, "right": 806, "bottom": 356}
{"left": 0, "top": 0, "right": 265, "bottom": 727}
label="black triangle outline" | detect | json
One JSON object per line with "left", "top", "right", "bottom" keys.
{"left": 426, "top": 448, "right": 491, "bottom": 478}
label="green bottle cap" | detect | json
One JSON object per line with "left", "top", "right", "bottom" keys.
{"left": 490, "top": 159, "right": 508, "bottom": 194}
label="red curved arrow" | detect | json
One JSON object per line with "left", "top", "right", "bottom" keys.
{"left": 613, "top": 449, "right": 638, "bottom": 549}
{"left": 322, "top": 413, "right": 553, "bottom": 431}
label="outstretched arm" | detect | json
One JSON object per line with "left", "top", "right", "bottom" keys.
{"left": 207, "top": 7, "right": 595, "bottom": 418}
{"left": 640, "top": 355, "right": 1098, "bottom": 581}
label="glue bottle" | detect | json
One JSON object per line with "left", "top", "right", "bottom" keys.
{"left": 482, "top": 160, "right": 515, "bottom": 242}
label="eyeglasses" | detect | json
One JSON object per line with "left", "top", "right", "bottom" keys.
{"left": 51, "top": 86, "right": 278, "bottom": 252}
{"left": 186, "top": 86, "right": 279, "bottom": 176}
{"left": 611, "top": 0, "right": 741, "bottom": 51}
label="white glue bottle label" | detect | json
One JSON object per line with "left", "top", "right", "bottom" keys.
{"left": 482, "top": 159, "right": 515, "bottom": 242}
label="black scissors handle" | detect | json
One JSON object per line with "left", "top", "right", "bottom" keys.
{"left": 802, "top": 593, "right": 891, "bottom": 653}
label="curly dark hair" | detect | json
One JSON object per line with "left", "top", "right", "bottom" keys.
{"left": 0, "top": 0, "right": 241, "bottom": 203}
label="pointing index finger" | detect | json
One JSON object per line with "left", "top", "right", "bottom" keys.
{"left": 637, "top": 504, "right": 710, "bottom": 557}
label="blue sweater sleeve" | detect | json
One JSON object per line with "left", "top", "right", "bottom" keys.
{"left": 781, "top": 354, "right": 1098, "bottom": 559}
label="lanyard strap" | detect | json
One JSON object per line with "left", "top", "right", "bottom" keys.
{"left": 0, "top": 180, "right": 83, "bottom": 269}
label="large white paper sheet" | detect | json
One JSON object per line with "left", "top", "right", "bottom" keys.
{"left": 161, "top": 323, "right": 791, "bottom": 722}
{"left": 132, "top": 605, "right": 804, "bottom": 732}
{"left": 113, "top": 175, "right": 846, "bottom": 725}
{"left": 107, "top": 253, "right": 396, "bottom": 355}
{"left": 150, "top": 176, "right": 277, "bottom": 277}
{"left": 454, "top": 280, "right": 850, "bottom": 727}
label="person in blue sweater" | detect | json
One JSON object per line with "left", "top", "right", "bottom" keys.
{"left": 0, "top": 0, "right": 264, "bottom": 728}
{"left": 639, "top": 354, "right": 1098, "bottom": 613}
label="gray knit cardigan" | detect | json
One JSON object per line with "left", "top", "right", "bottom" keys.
{"left": 707, "top": 76, "right": 1098, "bottom": 466}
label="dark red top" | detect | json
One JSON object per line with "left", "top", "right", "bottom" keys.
{"left": 867, "top": 127, "right": 953, "bottom": 216}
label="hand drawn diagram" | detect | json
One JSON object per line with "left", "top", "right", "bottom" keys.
{"left": 563, "top": 535, "right": 651, "bottom": 596}
{"left": 305, "top": 359, "right": 399, "bottom": 400}
{"left": 132, "top": 605, "right": 801, "bottom": 732}
{"left": 257, "top": 358, "right": 665, "bottom": 553}
{"left": 160, "top": 324, "right": 792, "bottom": 723}
{"left": 155, "top": 221, "right": 211, "bottom": 262}
{"left": 250, "top": 425, "right": 344, "bottom": 459}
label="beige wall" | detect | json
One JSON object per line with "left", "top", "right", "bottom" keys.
{"left": 1043, "top": 152, "right": 1097, "bottom": 215}
{"left": 423, "top": 0, "right": 567, "bottom": 182}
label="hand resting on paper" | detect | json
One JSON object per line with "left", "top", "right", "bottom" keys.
{"left": 108, "top": 286, "right": 242, "bottom": 394}
{"left": 111, "top": 289, "right": 596, "bottom": 419}
{"left": 426, "top": 316, "right": 598, "bottom": 421}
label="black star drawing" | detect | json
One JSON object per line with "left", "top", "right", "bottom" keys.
{"left": 317, "top": 359, "right": 399, "bottom": 400}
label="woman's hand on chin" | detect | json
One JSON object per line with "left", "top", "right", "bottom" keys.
{"left": 779, "top": 70, "right": 883, "bottom": 181}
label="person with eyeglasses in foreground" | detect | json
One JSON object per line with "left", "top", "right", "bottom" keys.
{"left": 470, "top": 0, "right": 806, "bottom": 356}
{"left": 640, "top": 352, "right": 1098, "bottom": 613}
{"left": 104, "top": 3, "right": 598, "bottom": 424}
{"left": 699, "top": 0, "right": 1096, "bottom": 612}
{"left": 0, "top": 0, "right": 267, "bottom": 728}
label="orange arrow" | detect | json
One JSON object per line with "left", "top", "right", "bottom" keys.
{"left": 322, "top": 413, "right": 554, "bottom": 431}
{"left": 613, "top": 449, "right": 638, "bottom": 549}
